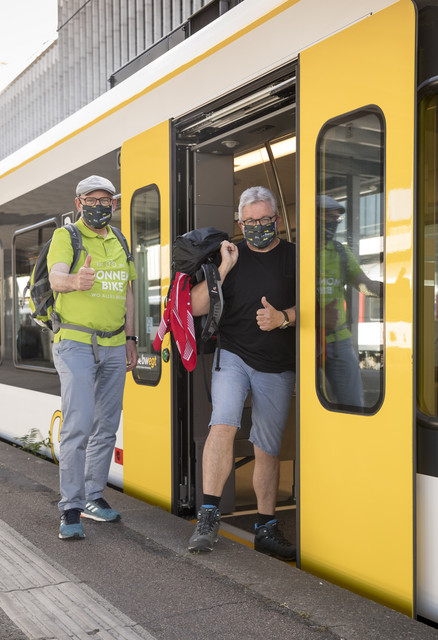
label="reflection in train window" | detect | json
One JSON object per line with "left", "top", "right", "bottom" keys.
{"left": 417, "top": 92, "right": 438, "bottom": 419}
{"left": 316, "top": 108, "right": 385, "bottom": 413}
{"left": 131, "top": 185, "right": 161, "bottom": 386}
{"left": 13, "top": 221, "right": 57, "bottom": 369}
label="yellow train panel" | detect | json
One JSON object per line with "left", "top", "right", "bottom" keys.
{"left": 121, "top": 121, "right": 172, "bottom": 510}
{"left": 299, "top": 0, "right": 415, "bottom": 614}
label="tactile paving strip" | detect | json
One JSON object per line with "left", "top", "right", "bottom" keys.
{"left": 0, "top": 520, "right": 155, "bottom": 640}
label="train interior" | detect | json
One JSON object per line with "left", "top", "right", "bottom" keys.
{"left": 173, "top": 63, "right": 298, "bottom": 541}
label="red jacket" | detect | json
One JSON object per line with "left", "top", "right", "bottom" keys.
{"left": 153, "top": 272, "right": 197, "bottom": 371}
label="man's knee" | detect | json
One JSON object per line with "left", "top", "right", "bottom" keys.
{"left": 208, "top": 424, "right": 238, "bottom": 442}
{"left": 254, "top": 443, "right": 280, "bottom": 462}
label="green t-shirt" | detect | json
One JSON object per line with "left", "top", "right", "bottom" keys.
{"left": 47, "top": 219, "right": 137, "bottom": 346}
{"left": 317, "top": 241, "right": 362, "bottom": 343}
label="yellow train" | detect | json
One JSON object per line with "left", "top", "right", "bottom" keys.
{"left": 1, "top": 0, "right": 437, "bottom": 624}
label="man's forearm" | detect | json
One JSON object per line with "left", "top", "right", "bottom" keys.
{"left": 190, "top": 281, "right": 210, "bottom": 316}
{"left": 49, "top": 268, "right": 78, "bottom": 293}
{"left": 354, "top": 274, "right": 383, "bottom": 297}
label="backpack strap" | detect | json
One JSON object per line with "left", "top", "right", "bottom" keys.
{"left": 110, "top": 225, "right": 133, "bottom": 262}
{"left": 198, "top": 263, "right": 224, "bottom": 402}
{"left": 199, "top": 263, "right": 223, "bottom": 343}
{"left": 332, "top": 240, "right": 347, "bottom": 284}
{"left": 51, "top": 312, "right": 125, "bottom": 363}
{"left": 65, "top": 223, "right": 87, "bottom": 270}
{"left": 32, "top": 289, "right": 53, "bottom": 318}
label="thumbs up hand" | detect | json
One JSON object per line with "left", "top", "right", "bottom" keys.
{"left": 256, "top": 296, "right": 283, "bottom": 331}
{"left": 76, "top": 254, "right": 95, "bottom": 290}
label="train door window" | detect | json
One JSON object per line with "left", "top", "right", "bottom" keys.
{"left": 13, "top": 220, "right": 58, "bottom": 370}
{"left": 417, "top": 92, "right": 438, "bottom": 419}
{"left": 316, "top": 108, "right": 385, "bottom": 413}
{"left": 131, "top": 185, "right": 161, "bottom": 385}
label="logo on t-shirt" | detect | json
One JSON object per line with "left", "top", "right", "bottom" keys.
{"left": 95, "top": 268, "right": 129, "bottom": 292}
{"left": 318, "top": 276, "right": 343, "bottom": 296}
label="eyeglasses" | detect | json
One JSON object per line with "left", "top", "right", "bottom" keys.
{"left": 80, "top": 197, "right": 113, "bottom": 207}
{"left": 240, "top": 214, "right": 278, "bottom": 227}
{"left": 325, "top": 214, "right": 344, "bottom": 224}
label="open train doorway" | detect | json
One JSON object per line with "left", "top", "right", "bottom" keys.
{"left": 173, "top": 63, "right": 297, "bottom": 543}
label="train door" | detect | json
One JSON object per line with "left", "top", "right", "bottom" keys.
{"left": 121, "top": 122, "right": 173, "bottom": 509}
{"left": 416, "top": 10, "right": 438, "bottom": 618}
{"left": 174, "top": 65, "right": 298, "bottom": 531}
{"left": 299, "top": 0, "right": 415, "bottom": 615}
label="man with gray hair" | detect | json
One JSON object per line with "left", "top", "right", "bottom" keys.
{"left": 188, "top": 186, "right": 296, "bottom": 560}
{"left": 48, "top": 175, "right": 138, "bottom": 540}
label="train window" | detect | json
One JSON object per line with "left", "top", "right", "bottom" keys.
{"left": 316, "top": 108, "right": 385, "bottom": 413}
{"left": 417, "top": 93, "right": 438, "bottom": 418}
{"left": 13, "top": 220, "right": 58, "bottom": 370}
{"left": 0, "top": 241, "right": 3, "bottom": 364}
{"left": 131, "top": 185, "right": 161, "bottom": 385}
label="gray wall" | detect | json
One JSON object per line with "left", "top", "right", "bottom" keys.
{"left": 0, "top": 0, "right": 241, "bottom": 161}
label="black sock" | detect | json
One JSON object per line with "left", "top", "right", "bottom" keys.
{"left": 256, "top": 512, "right": 276, "bottom": 526}
{"left": 202, "top": 494, "right": 221, "bottom": 508}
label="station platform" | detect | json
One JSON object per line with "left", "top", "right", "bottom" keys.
{"left": 0, "top": 440, "right": 437, "bottom": 640}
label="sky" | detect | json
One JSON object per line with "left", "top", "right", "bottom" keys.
{"left": 0, "top": 0, "right": 58, "bottom": 92}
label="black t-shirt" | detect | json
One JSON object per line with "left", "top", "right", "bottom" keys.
{"left": 220, "top": 239, "right": 296, "bottom": 373}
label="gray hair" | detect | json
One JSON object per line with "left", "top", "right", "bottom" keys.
{"left": 238, "top": 186, "right": 278, "bottom": 221}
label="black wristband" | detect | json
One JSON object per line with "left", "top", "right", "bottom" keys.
{"left": 279, "top": 311, "right": 291, "bottom": 330}
{"left": 126, "top": 335, "right": 138, "bottom": 344}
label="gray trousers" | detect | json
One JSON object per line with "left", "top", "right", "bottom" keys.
{"left": 53, "top": 340, "right": 126, "bottom": 512}
{"left": 324, "top": 336, "right": 364, "bottom": 407}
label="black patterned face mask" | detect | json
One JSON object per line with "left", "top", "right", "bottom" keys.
{"left": 81, "top": 204, "right": 113, "bottom": 229}
{"left": 324, "top": 220, "right": 339, "bottom": 242}
{"left": 243, "top": 221, "right": 277, "bottom": 249}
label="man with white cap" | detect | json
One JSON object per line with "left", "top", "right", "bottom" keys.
{"left": 317, "top": 195, "right": 382, "bottom": 408}
{"left": 48, "top": 175, "right": 138, "bottom": 540}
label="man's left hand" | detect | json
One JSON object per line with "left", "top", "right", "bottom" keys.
{"left": 126, "top": 340, "right": 138, "bottom": 371}
{"left": 256, "top": 296, "right": 283, "bottom": 331}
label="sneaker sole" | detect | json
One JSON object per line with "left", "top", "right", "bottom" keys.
{"left": 188, "top": 542, "right": 215, "bottom": 552}
{"left": 58, "top": 532, "right": 85, "bottom": 540}
{"left": 81, "top": 512, "right": 121, "bottom": 522}
{"left": 188, "top": 534, "right": 219, "bottom": 553}
{"left": 254, "top": 545, "right": 296, "bottom": 562}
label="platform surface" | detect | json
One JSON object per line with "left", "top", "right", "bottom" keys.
{"left": 0, "top": 440, "right": 436, "bottom": 640}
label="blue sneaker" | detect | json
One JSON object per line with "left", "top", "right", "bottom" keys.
{"left": 59, "top": 509, "right": 85, "bottom": 540}
{"left": 81, "top": 498, "right": 121, "bottom": 522}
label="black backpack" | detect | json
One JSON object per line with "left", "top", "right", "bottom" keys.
{"left": 27, "top": 224, "right": 85, "bottom": 330}
{"left": 171, "top": 227, "right": 229, "bottom": 400}
{"left": 171, "top": 226, "right": 229, "bottom": 351}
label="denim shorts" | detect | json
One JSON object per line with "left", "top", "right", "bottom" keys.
{"left": 209, "top": 349, "right": 295, "bottom": 456}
